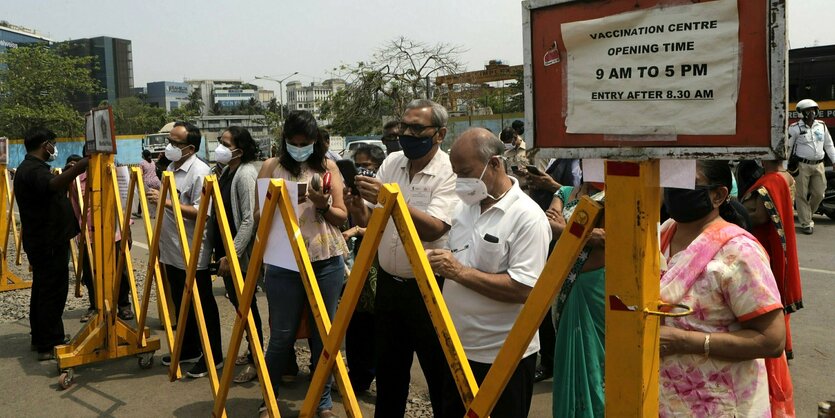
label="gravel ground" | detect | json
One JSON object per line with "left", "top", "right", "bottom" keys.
{"left": 1, "top": 246, "right": 436, "bottom": 416}
{"left": 0, "top": 246, "right": 153, "bottom": 324}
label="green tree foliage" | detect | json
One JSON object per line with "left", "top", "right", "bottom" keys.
{"left": 505, "top": 73, "right": 524, "bottom": 113}
{"left": 0, "top": 44, "right": 101, "bottom": 138}
{"left": 111, "top": 96, "right": 167, "bottom": 134}
{"left": 184, "top": 87, "right": 204, "bottom": 114}
{"left": 323, "top": 37, "right": 464, "bottom": 135}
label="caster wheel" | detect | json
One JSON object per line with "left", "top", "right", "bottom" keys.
{"left": 58, "top": 368, "right": 74, "bottom": 390}
{"left": 138, "top": 353, "right": 154, "bottom": 369}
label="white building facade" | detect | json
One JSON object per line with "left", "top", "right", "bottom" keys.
{"left": 286, "top": 78, "right": 346, "bottom": 124}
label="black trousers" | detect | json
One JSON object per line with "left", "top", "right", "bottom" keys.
{"left": 346, "top": 310, "right": 376, "bottom": 391}
{"left": 538, "top": 307, "right": 556, "bottom": 371}
{"left": 374, "top": 269, "right": 449, "bottom": 418}
{"left": 81, "top": 239, "right": 131, "bottom": 310}
{"left": 164, "top": 264, "right": 223, "bottom": 361}
{"left": 28, "top": 243, "right": 70, "bottom": 353}
{"left": 442, "top": 353, "right": 537, "bottom": 418}
{"left": 221, "top": 274, "right": 263, "bottom": 363}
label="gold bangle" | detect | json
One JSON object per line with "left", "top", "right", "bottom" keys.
{"left": 703, "top": 333, "right": 711, "bottom": 358}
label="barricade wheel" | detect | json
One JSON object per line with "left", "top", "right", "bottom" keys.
{"left": 138, "top": 352, "right": 154, "bottom": 369}
{"left": 58, "top": 368, "right": 74, "bottom": 390}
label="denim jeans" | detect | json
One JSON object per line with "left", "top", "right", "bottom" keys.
{"left": 264, "top": 255, "right": 344, "bottom": 412}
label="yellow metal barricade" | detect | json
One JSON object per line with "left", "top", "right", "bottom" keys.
{"left": 54, "top": 154, "right": 160, "bottom": 388}
{"left": 299, "top": 183, "right": 478, "bottom": 417}
{"left": 465, "top": 197, "right": 602, "bottom": 418}
{"left": 201, "top": 176, "right": 278, "bottom": 417}
{"left": 0, "top": 164, "right": 30, "bottom": 292}
{"left": 299, "top": 185, "right": 600, "bottom": 418}
{"left": 209, "top": 178, "right": 361, "bottom": 417}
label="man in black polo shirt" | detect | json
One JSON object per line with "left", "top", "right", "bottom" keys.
{"left": 14, "top": 127, "right": 88, "bottom": 360}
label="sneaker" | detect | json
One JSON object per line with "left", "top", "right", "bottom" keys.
{"left": 80, "top": 308, "right": 96, "bottom": 323}
{"left": 186, "top": 358, "right": 224, "bottom": 378}
{"left": 117, "top": 306, "right": 134, "bottom": 321}
{"left": 161, "top": 353, "right": 202, "bottom": 366}
{"left": 801, "top": 226, "right": 814, "bottom": 235}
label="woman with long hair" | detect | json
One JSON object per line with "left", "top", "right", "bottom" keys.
{"left": 210, "top": 126, "right": 265, "bottom": 384}
{"left": 256, "top": 111, "right": 348, "bottom": 418}
{"left": 738, "top": 159, "right": 799, "bottom": 417}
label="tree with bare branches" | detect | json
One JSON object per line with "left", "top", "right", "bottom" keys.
{"left": 321, "top": 37, "right": 465, "bottom": 135}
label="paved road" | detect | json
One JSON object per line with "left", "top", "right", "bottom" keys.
{"left": 0, "top": 211, "right": 832, "bottom": 416}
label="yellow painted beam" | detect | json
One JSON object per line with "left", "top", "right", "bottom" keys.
{"left": 466, "top": 196, "right": 602, "bottom": 418}
{"left": 213, "top": 179, "right": 284, "bottom": 418}
{"left": 136, "top": 172, "right": 180, "bottom": 378}
{"left": 603, "top": 160, "right": 661, "bottom": 417}
{"left": 0, "top": 164, "right": 30, "bottom": 291}
{"left": 300, "top": 182, "right": 398, "bottom": 416}
{"left": 166, "top": 175, "right": 224, "bottom": 417}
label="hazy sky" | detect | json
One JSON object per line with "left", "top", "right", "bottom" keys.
{"left": 3, "top": 0, "right": 833, "bottom": 93}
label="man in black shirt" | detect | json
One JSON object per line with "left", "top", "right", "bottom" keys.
{"left": 14, "top": 127, "right": 88, "bottom": 360}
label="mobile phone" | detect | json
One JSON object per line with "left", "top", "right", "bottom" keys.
{"left": 208, "top": 262, "right": 220, "bottom": 275}
{"left": 336, "top": 159, "right": 360, "bottom": 195}
{"left": 297, "top": 182, "right": 308, "bottom": 199}
{"left": 526, "top": 165, "right": 542, "bottom": 176}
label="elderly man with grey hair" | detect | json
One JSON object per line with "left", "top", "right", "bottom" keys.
{"left": 347, "top": 99, "right": 459, "bottom": 417}
{"left": 428, "top": 128, "right": 551, "bottom": 418}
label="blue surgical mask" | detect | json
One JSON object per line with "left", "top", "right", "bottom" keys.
{"left": 286, "top": 142, "right": 314, "bottom": 162}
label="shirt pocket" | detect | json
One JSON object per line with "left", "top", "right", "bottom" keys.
{"left": 473, "top": 238, "right": 506, "bottom": 274}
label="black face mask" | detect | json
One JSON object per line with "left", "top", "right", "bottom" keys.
{"left": 399, "top": 134, "right": 435, "bottom": 160}
{"left": 664, "top": 186, "right": 717, "bottom": 223}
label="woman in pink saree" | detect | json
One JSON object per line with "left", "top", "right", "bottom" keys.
{"left": 658, "top": 160, "right": 787, "bottom": 418}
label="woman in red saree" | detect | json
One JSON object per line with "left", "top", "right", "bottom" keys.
{"left": 740, "top": 159, "right": 801, "bottom": 417}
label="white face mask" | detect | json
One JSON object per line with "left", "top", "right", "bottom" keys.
{"left": 455, "top": 160, "right": 492, "bottom": 206}
{"left": 504, "top": 142, "right": 514, "bottom": 151}
{"left": 165, "top": 143, "right": 183, "bottom": 162}
{"left": 214, "top": 144, "right": 234, "bottom": 164}
{"left": 45, "top": 142, "right": 57, "bottom": 162}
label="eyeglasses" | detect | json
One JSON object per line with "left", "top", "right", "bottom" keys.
{"left": 167, "top": 137, "right": 189, "bottom": 147}
{"left": 399, "top": 122, "right": 440, "bottom": 135}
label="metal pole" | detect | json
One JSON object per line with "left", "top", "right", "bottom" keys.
{"left": 278, "top": 81, "right": 284, "bottom": 121}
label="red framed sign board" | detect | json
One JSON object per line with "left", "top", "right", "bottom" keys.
{"left": 522, "top": 0, "right": 787, "bottom": 160}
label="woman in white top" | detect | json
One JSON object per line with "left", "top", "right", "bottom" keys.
{"left": 256, "top": 110, "right": 348, "bottom": 418}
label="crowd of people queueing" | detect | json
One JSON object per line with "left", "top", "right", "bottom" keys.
{"left": 12, "top": 97, "right": 807, "bottom": 417}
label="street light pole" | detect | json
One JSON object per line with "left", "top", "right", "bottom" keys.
{"left": 255, "top": 71, "right": 299, "bottom": 121}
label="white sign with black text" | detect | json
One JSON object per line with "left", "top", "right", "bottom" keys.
{"left": 562, "top": 0, "right": 739, "bottom": 135}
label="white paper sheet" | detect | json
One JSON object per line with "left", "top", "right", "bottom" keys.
{"left": 561, "top": 0, "right": 739, "bottom": 135}
{"left": 115, "top": 166, "right": 131, "bottom": 210}
{"left": 660, "top": 160, "right": 696, "bottom": 189}
{"left": 581, "top": 158, "right": 695, "bottom": 188}
{"left": 581, "top": 159, "right": 605, "bottom": 183}
{"left": 257, "top": 178, "right": 300, "bottom": 272}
